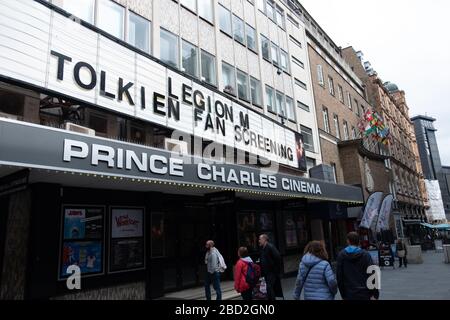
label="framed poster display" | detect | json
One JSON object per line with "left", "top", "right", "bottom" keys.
{"left": 59, "top": 205, "right": 105, "bottom": 280}
{"left": 109, "top": 207, "right": 145, "bottom": 273}
{"left": 151, "top": 212, "right": 165, "bottom": 258}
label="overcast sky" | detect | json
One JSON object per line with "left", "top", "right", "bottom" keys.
{"left": 300, "top": 0, "right": 450, "bottom": 165}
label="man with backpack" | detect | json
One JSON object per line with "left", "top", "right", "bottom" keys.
{"left": 204, "top": 240, "right": 225, "bottom": 300}
{"left": 234, "top": 247, "right": 261, "bottom": 300}
{"left": 336, "top": 232, "right": 380, "bottom": 300}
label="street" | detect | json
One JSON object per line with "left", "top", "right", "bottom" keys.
{"left": 281, "top": 251, "right": 450, "bottom": 300}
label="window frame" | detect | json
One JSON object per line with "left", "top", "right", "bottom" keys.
{"left": 160, "top": 28, "right": 180, "bottom": 69}
{"left": 328, "top": 76, "right": 335, "bottom": 96}
{"left": 245, "top": 24, "right": 257, "bottom": 52}
{"left": 97, "top": 0, "right": 126, "bottom": 40}
{"left": 333, "top": 114, "right": 340, "bottom": 139}
{"left": 200, "top": 50, "right": 217, "bottom": 86}
{"left": 250, "top": 77, "right": 262, "bottom": 107}
{"left": 181, "top": 39, "right": 199, "bottom": 78}
{"left": 301, "top": 125, "right": 315, "bottom": 152}
{"left": 322, "top": 107, "right": 330, "bottom": 133}
{"left": 317, "top": 65, "right": 324, "bottom": 86}
{"left": 233, "top": 14, "right": 245, "bottom": 45}
{"left": 128, "top": 11, "right": 151, "bottom": 54}
{"left": 285, "top": 96, "right": 296, "bottom": 122}
{"left": 219, "top": 4, "right": 232, "bottom": 36}
{"left": 236, "top": 69, "right": 250, "bottom": 102}
{"left": 265, "top": 85, "right": 276, "bottom": 114}
{"left": 222, "top": 61, "right": 237, "bottom": 96}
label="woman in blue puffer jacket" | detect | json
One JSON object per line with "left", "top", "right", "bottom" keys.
{"left": 293, "top": 241, "right": 338, "bottom": 300}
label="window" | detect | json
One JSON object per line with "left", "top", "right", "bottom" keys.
{"left": 333, "top": 114, "right": 340, "bottom": 139}
{"left": 266, "top": 1, "right": 274, "bottom": 20}
{"left": 338, "top": 85, "right": 344, "bottom": 103}
{"left": 289, "top": 36, "right": 302, "bottom": 49}
{"left": 182, "top": 40, "right": 198, "bottom": 78}
{"left": 266, "top": 86, "right": 276, "bottom": 113}
{"left": 271, "top": 43, "right": 279, "bottom": 65}
{"left": 292, "top": 56, "right": 304, "bottom": 69}
{"left": 261, "top": 35, "right": 270, "bottom": 60}
{"left": 160, "top": 29, "right": 179, "bottom": 68}
{"left": 246, "top": 24, "right": 256, "bottom": 51}
{"left": 286, "top": 96, "right": 295, "bottom": 121}
{"left": 276, "top": 91, "right": 285, "bottom": 118}
{"left": 287, "top": 14, "right": 299, "bottom": 28}
{"left": 298, "top": 101, "right": 310, "bottom": 112}
{"left": 198, "top": 0, "right": 214, "bottom": 23}
{"left": 361, "top": 104, "right": 366, "bottom": 116}
{"left": 317, "top": 65, "right": 324, "bottom": 86}
{"left": 128, "top": 12, "right": 150, "bottom": 53}
{"left": 233, "top": 15, "right": 245, "bottom": 44}
{"left": 201, "top": 50, "right": 216, "bottom": 86}
{"left": 280, "top": 50, "right": 289, "bottom": 72}
{"left": 355, "top": 99, "right": 360, "bottom": 116}
{"left": 98, "top": 0, "right": 125, "bottom": 39}
{"left": 328, "top": 76, "right": 335, "bottom": 96}
{"left": 322, "top": 107, "right": 330, "bottom": 133}
{"left": 347, "top": 92, "right": 352, "bottom": 109}
{"left": 343, "top": 121, "right": 349, "bottom": 140}
{"left": 237, "top": 70, "right": 250, "bottom": 101}
{"left": 219, "top": 5, "right": 232, "bottom": 35}
{"left": 62, "top": 0, "right": 95, "bottom": 24}
{"left": 250, "top": 77, "right": 262, "bottom": 106}
{"left": 306, "top": 157, "right": 316, "bottom": 171}
{"left": 331, "top": 163, "right": 338, "bottom": 183}
{"left": 352, "top": 126, "right": 357, "bottom": 139}
{"left": 276, "top": 8, "right": 285, "bottom": 28}
{"left": 180, "top": 0, "right": 196, "bottom": 12}
{"left": 222, "top": 62, "right": 236, "bottom": 95}
{"left": 301, "top": 126, "right": 315, "bottom": 152}
{"left": 295, "top": 79, "right": 307, "bottom": 90}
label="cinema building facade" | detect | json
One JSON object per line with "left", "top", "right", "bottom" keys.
{"left": 0, "top": 0, "right": 363, "bottom": 299}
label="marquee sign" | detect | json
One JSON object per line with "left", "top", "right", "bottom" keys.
{"left": 0, "top": 118, "right": 363, "bottom": 203}
{"left": 0, "top": 0, "right": 304, "bottom": 169}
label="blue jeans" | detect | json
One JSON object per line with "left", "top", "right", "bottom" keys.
{"left": 205, "top": 272, "right": 222, "bottom": 300}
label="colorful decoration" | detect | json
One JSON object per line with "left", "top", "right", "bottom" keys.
{"left": 358, "top": 109, "right": 392, "bottom": 145}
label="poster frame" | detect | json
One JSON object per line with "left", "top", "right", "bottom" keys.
{"left": 108, "top": 206, "right": 146, "bottom": 274}
{"left": 58, "top": 204, "right": 106, "bottom": 281}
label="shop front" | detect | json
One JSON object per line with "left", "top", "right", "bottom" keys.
{"left": 0, "top": 118, "right": 364, "bottom": 299}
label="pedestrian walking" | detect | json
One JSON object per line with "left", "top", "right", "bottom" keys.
{"left": 293, "top": 241, "right": 338, "bottom": 300}
{"left": 396, "top": 239, "right": 408, "bottom": 268}
{"left": 234, "top": 247, "right": 260, "bottom": 300}
{"left": 204, "top": 240, "right": 224, "bottom": 300}
{"left": 258, "top": 234, "right": 283, "bottom": 300}
{"left": 336, "top": 232, "right": 380, "bottom": 300}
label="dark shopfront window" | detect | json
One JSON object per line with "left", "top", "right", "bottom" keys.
{"left": 283, "top": 211, "right": 309, "bottom": 253}
{"left": 237, "top": 211, "right": 276, "bottom": 253}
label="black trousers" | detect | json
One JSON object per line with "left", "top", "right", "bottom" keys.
{"left": 399, "top": 257, "right": 408, "bottom": 267}
{"left": 265, "top": 273, "right": 283, "bottom": 301}
{"left": 241, "top": 289, "right": 253, "bottom": 301}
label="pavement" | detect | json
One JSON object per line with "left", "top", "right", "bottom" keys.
{"left": 159, "top": 250, "right": 450, "bottom": 300}
{"left": 281, "top": 250, "right": 450, "bottom": 300}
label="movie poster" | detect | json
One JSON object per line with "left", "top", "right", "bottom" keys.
{"left": 238, "top": 212, "right": 256, "bottom": 233}
{"left": 61, "top": 241, "right": 102, "bottom": 276}
{"left": 64, "top": 207, "right": 104, "bottom": 240}
{"left": 295, "top": 133, "right": 307, "bottom": 172}
{"left": 111, "top": 208, "right": 144, "bottom": 239}
{"left": 284, "top": 213, "right": 298, "bottom": 248}
{"left": 151, "top": 213, "right": 165, "bottom": 258}
{"left": 110, "top": 238, "right": 144, "bottom": 272}
{"left": 239, "top": 232, "right": 258, "bottom": 252}
{"left": 258, "top": 213, "right": 273, "bottom": 231}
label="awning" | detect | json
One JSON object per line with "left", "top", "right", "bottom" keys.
{"left": 0, "top": 118, "right": 364, "bottom": 204}
{"left": 421, "top": 223, "right": 450, "bottom": 230}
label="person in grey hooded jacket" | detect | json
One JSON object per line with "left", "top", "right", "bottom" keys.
{"left": 293, "top": 241, "right": 338, "bottom": 300}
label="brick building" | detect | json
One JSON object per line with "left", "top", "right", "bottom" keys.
{"left": 343, "top": 47, "right": 428, "bottom": 242}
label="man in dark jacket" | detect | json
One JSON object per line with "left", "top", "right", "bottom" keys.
{"left": 259, "top": 234, "right": 283, "bottom": 300}
{"left": 337, "top": 232, "right": 380, "bottom": 300}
